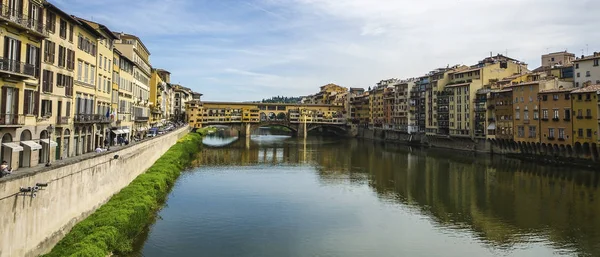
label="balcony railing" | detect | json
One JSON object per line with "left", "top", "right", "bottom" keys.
{"left": 0, "top": 56, "right": 37, "bottom": 78}
{"left": 134, "top": 116, "right": 149, "bottom": 122}
{"left": 0, "top": 113, "right": 24, "bottom": 126}
{"left": 0, "top": 5, "right": 48, "bottom": 37}
{"left": 56, "top": 116, "right": 71, "bottom": 125}
{"left": 74, "top": 114, "right": 110, "bottom": 124}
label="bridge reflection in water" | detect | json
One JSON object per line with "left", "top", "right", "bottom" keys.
{"left": 196, "top": 134, "right": 600, "bottom": 256}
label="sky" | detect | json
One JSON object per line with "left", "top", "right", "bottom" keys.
{"left": 53, "top": 0, "right": 600, "bottom": 101}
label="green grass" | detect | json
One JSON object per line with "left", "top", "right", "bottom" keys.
{"left": 42, "top": 130, "right": 206, "bottom": 257}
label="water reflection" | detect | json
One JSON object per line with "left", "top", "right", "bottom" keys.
{"left": 193, "top": 134, "right": 600, "bottom": 256}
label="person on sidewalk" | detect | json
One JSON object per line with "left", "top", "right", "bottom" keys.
{"left": 0, "top": 161, "right": 12, "bottom": 177}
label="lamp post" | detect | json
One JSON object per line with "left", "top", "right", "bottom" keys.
{"left": 46, "top": 124, "right": 54, "bottom": 167}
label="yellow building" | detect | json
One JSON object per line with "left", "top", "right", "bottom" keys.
{"left": 72, "top": 19, "right": 102, "bottom": 156}
{"left": 446, "top": 55, "right": 528, "bottom": 138}
{"left": 369, "top": 86, "right": 385, "bottom": 127}
{"left": 186, "top": 100, "right": 203, "bottom": 129}
{"left": 114, "top": 48, "right": 135, "bottom": 138}
{"left": 425, "top": 68, "right": 451, "bottom": 135}
{"left": 76, "top": 17, "right": 119, "bottom": 149}
{"left": 0, "top": 0, "right": 47, "bottom": 169}
{"left": 570, "top": 85, "right": 600, "bottom": 151}
{"left": 111, "top": 49, "right": 120, "bottom": 129}
{"left": 114, "top": 33, "right": 151, "bottom": 136}
{"left": 36, "top": 3, "right": 83, "bottom": 165}
{"left": 150, "top": 68, "right": 171, "bottom": 126}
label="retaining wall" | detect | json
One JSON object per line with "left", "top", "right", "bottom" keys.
{"left": 0, "top": 127, "right": 189, "bottom": 257}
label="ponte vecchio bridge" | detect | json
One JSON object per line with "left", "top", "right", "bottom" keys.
{"left": 187, "top": 101, "right": 350, "bottom": 137}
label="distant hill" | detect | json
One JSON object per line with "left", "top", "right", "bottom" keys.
{"left": 258, "top": 96, "right": 302, "bottom": 104}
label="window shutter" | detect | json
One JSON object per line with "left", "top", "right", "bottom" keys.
{"left": 49, "top": 100, "right": 52, "bottom": 116}
{"left": 4, "top": 37, "right": 9, "bottom": 58}
{"left": 1, "top": 87, "right": 7, "bottom": 115}
{"left": 15, "top": 40, "right": 21, "bottom": 62}
{"left": 49, "top": 71, "right": 54, "bottom": 93}
{"left": 66, "top": 101, "right": 71, "bottom": 116}
{"left": 26, "top": 43, "right": 30, "bottom": 64}
{"left": 13, "top": 88, "right": 19, "bottom": 115}
{"left": 24, "top": 90, "right": 30, "bottom": 115}
{"left": 34, "top": 91, "right": 39, "bottom": 116}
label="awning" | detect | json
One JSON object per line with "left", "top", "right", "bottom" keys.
{"left": 21, "top": 141, "right": 42, "bottom": 150}
{"left": 112, "top": 130, "right": 125, "bottom": 135}
{"left": 487, "top": 123, "right": 497, "bottom": 130}
{"left": 40, "top": 139, "right": 58, "bottom": 147}
{"left": 122, "top": 129, "right": 130, "bottom": 134}
{"left": 3, "top": 142, "right": 24, "bottom": 152}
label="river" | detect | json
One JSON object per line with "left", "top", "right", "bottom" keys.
{"left": 130, "top": 134, "right": 600, "bottom": 257}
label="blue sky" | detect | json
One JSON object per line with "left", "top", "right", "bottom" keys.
{"left": 54, "top": 0, "right": 599, "bottom": 101}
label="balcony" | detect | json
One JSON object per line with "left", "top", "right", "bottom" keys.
{"left": 74, "top": 114, "right": 110, "bottom": 124}
{"left": 0, "top": 113, "right": 24, "bottom": 126}
{"left": 56, "top": 116, "right": 71, "bottom": 125}
{"left": 0, "top": 5, "right": 49, "bottom": 38}
{"left": 0, "top": 56, "right": 37, "bottom": 79}
{"left": 134, "top": 116, "right": 149, "bottom": 122}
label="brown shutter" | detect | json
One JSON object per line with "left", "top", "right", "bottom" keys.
{"left": 26, "top": 44, "right": 30, "bottom": 64}
{"left": 4, "top": 36, "right": 9, "bottom": 58}
{"left": 1, "top": 87, "right": 7, "bottom": 115}
{"left": 13, "top": 88, "right": 19, "bottom": 115}
{"left": 24, "top": 90, "right": 30, "bottom": 115}
{"left": 49, "top": 71, "right": 53, "bottom": 93}
{"left": 34, "top": 91, "right": 39, "bottom": 116}
{"left": 15, "top": 40, "right": 21, "bottom": 62}
{"left": 66, "top": 101, "right": 70, "bottom": 116}
{"left": 35, "top": 46, "right": 40, "bottom": 78}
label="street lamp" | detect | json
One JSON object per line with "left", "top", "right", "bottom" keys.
{"left": 46, "top": 124, "right": 54, "bottom": 167}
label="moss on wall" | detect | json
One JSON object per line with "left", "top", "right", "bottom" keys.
{"left": 42, "top": 131, "right": 205, "bottom": 257}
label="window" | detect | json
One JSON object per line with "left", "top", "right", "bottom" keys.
{"left": 42, "top": 70, "right": 53, "bottom": 93}
{"left": 565, "top": 109, "right": 571, "bottom": 120}
{"left": 553, "top": 109, "right": 559, "bottom": 119}
{"left": 558, "top": 128, "right": 565, "bottom": 139}
{"left": 577, "top": 72, "right": 581, "bottom": 78}
{"left": 66, "top": 49, "right": 75, "bottom": 70}
{"left": 104, "top": 57, "right": 108, "bottom": 70}
{"left": 575, "top": 63, "right": 579, "bottom": 69}
{"left": 69, "top": 24, "right": 74, "bottom": 42}
{"left": 25, "top": 44, "right": 39, "bottom": 77}
{"left": 515, "top": 110, "right": 520, "bottom": 120}
{"left": 595, "top": 59, "right": 600, "bottom": 66}
{"left": 549, "top": 128, "right": 555, "bottom": 138}
{"left": 58, "top": 46, "right": 65, "bottom": 67}
{"left": 43, "top": 41, "right": 55, "bottom": 63}
{"left": 46, "top": 12, "right": 56, "bottom": 34}
{"left": 518, "top": 126, "right": 525, "bottom": 138}
{"left": 99, "top": 54, "right": 103, "bottom": 69}
{"left": 529, "top": 126, "right": 536, "bottom": 138}
{"left": 84, "top": 63, "right": 89, "bottom": 83}
{"left": 542, "top": 95, "right": 548, "bottom": 101}
{"left": 586, "top": 109, "right": 592, "bottom": 117}
{"left": 77, "top": 60, "right": 82, "bottom": 81}
{"left": 565, "top": 94, "right": 570, "bottom": 100}
{"left": 578, "top": 109, "right": 583, "bottom": 118}
{"left": 542, "top": 109, "right": 548, "bottom": 119}
{"left": 586, "top": 71, "right": 591, "bottom": 77}
{"left": 41, "top": 100, "right": 52, "bottom": 117}
{"left": 578, "top": 94, "right": 582, "bottom": 100}
{"left": 24, "top": 90, "right": 35, "bottom": 115}
{"left": 553, "top": 94, "right": 559, "bottom": 100}
{"left": 587, "top": 129, "right": 593, "bottom": 138}
{"left": 520, "top": 97, "right": 524, "bottom": 103}
{"left": 534, "top": 110, "right": 539, "bottom": 120}
{"left": 98, "top": 76, "right": 102, "bottom": 90}
{"left": 578, "top": 129, "right": 584, "bottom": 137}
{"left": 587, "top": 93, "right": 591, "bottom": 100}
{"left": 524, "top": 111, "right": 529, "bottom": 120}
{"left": 59, "top": 19, "right": 67, "bottom": 38}
{"left": 91, "top": 66, "right": 95, "bottom": 85}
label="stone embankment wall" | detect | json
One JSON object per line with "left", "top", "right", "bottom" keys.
{"left": 356, "top": 128, "right": 599, "bottom": 166}
{"left": 0, "top": 127, "right": 189, "bottom": 257}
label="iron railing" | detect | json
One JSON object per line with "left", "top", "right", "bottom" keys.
{"left": 0, "top": 113, "right": 24, "bottom": 126}
{"left": 74, "top": 114, "right": 110, "bottom": 123}
{"left": 0, "top": 56, "right": 37, "bottom": 77}
{"left": 0, "top": 5, "right": 49, "bottom": 37}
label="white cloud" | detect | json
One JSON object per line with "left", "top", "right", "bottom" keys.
{"left": 52, "top": 0, "right": 600, "bottom": 101}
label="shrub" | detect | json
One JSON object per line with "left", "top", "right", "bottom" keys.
{"left": 42, "top": 131, "right": 204, "bottom": 257}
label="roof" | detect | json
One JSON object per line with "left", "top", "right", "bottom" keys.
{"left": 505, "top": 81, "right": 540, "bottom": 88}
{"left": 571, "top": 85, "right": 600, "bottom": 94}
{"left": 543, "top": 51, "right": 575, "bottom": 56}
{"left": 574, "top": 54, "right": 600, "bottom": 62}
{"left": 155, "top": 68, "right": 171, "bottom": 74}
{"left": 43, "top": 2, "right": 80, "bottom": 24}
{"left": 539, "top": 87, "right": 574, "bottom": 94}
{"left": 75, "top": 17, "right": 120, "bottom": 40}
{"left": 492, "top": 89, "right": 513, "bottom": 93}
{"left": 453, "top": 67, "right": 481, "bottom": 75}
{"left": 116, "top": 33, "right": 151, "bottom": 55}
{"left": 70, "top": 15, "right": 103, "bottom": 38}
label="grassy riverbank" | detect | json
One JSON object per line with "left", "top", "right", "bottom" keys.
{"left": 42, "top": 130, "right": 206, "bottom": 257}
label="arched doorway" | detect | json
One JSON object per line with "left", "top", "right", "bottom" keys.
{"left": 63, "top": 129, "right": 71, "bottom": 158}
{"left": 19, "top": 130, "right": 32, "bottom": 168}
{"left": 1, "top": 133, "right": 12, "bottom": 164}
{"left": 39, "top": 130, "right": 49, "bottom": 165}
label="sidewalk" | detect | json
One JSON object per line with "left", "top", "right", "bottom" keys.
{"left": 0, "top": 126, "right": 188, "bottom": 182}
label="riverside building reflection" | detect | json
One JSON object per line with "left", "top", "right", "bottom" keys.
{"left": 194, "top": 133, "right": 600, "bottom": 256}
